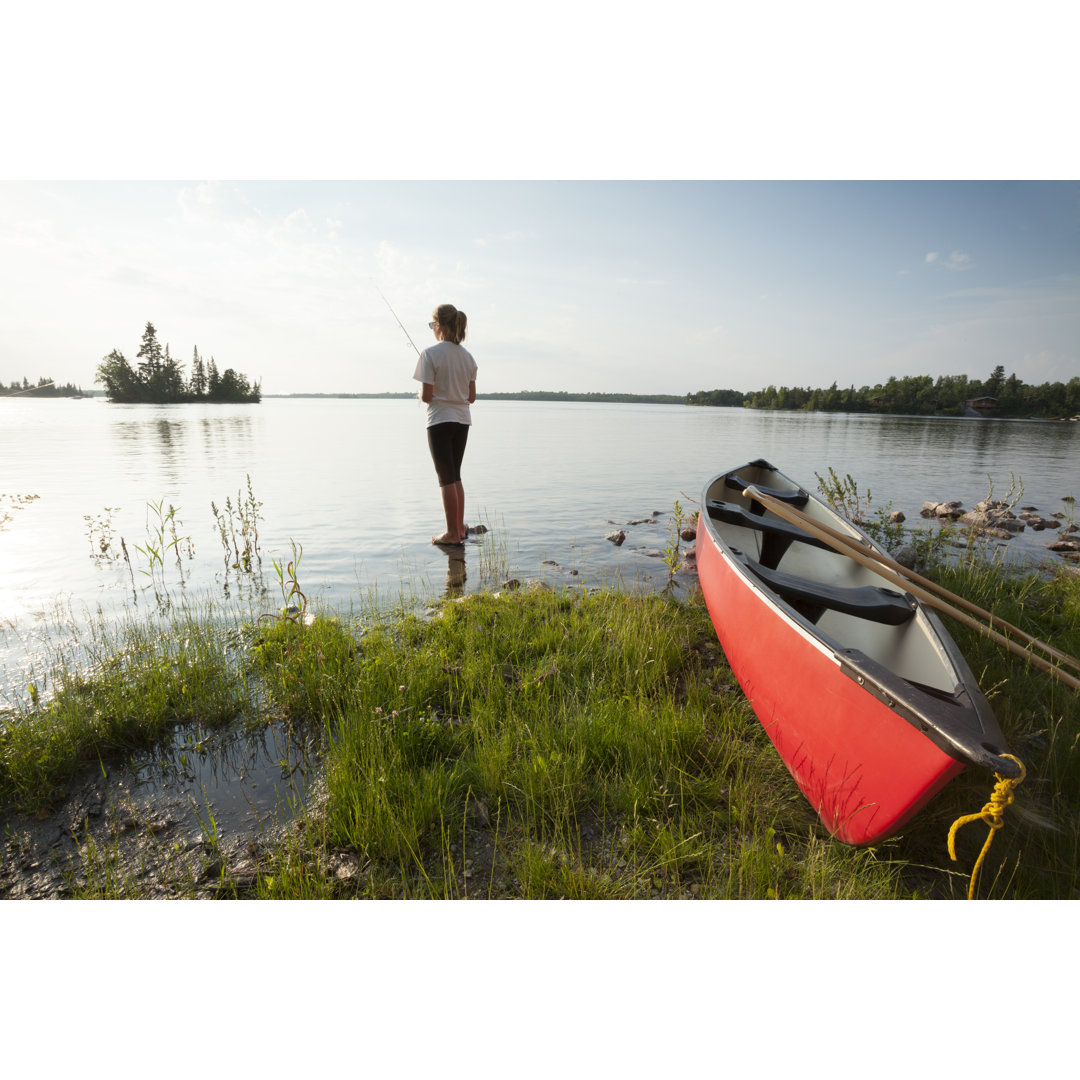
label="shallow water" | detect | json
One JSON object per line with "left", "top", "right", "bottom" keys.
{"left": 2, "top": 396, "right": 1077, "bottom": 692}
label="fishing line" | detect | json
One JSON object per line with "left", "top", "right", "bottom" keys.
{"left": 3, "top": 381, "right": 57, "bottom": 397}
{"left": 375, "top": 285, "right": 421, "bottom": 357}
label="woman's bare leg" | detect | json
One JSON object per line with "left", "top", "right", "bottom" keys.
{"left": 453, "top": 481, "right": 466, "bottom": 540}
{"left": 433, "top": 481, "right": 466, "bottom": 544}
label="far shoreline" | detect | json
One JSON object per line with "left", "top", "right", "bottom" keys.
{"left": 260, "top": 392, "right": 1079, "bottom": 421}
{"left": 264, "top": 391, "right": 687, "bottom": 404}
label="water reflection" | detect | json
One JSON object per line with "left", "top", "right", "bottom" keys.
{"left": 128, "top": 716, "right": 320, "bottom": 838}
{"left": 108, "top": 407, "right": 259, "bottom": 487}
{"left": 442, "top": 545, "right": 467, "bottom": 597}
{"left": 110, "top": 412, "right": 189, "bottom": 485}
{"left": 739, "top": 411, "right": 1079, "bottom": 510}
{"left": 199, "top": 413, "right": 257, "bottom": 461}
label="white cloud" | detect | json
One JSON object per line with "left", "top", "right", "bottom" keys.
{"left": 176, "top": 181, "right": 258, "bottom": 227}
{"left": 926, "top": 250, "right": 973, "bottom": 270}
{"left": 277, "top": 209, "right": 314, "bottom": 234}
{"left": 943, "top": 251, "right": 973, "bottom": 270}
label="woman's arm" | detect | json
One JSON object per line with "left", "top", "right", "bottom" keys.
{"left": 421, "top": 382, "right": 434, "bottom": 404}
{"left": 468, "top": 380, "right": 476, "bottom": 404}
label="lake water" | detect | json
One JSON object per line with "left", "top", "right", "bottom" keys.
{"left": 2, "top": 396, "right": 1078, "bottom": 693}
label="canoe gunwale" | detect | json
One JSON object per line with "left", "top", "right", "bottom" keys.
{"left": 832, "top": 646, "right": 1017, "bottom": 776}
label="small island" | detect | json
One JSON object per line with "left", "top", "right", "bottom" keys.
{"left": 95, "top": 322, "right": 261, "bottom": 404}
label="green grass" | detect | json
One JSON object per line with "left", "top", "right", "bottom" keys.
{"left": 0, "top": 609, "right": 251, "bottom": 813}
{"left": 5, "top": 559, "right": 1079, "bottom": 900}
{"left": 899, "top": 560, "right": 1080, "bottom": 899}
{"left": 222, "top": 587, "right": 959, "bottom": 900}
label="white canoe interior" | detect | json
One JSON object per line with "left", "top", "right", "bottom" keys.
{"left": 702, "top": 464, "right": 964, "bottom": 696}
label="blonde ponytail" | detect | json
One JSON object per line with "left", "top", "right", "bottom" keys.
{"left": 434, "top": 303, "right": 467, "bottom": 344}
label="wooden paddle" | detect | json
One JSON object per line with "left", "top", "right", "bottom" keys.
{"left": 744, "top": 484, "right": 1080, "bottom": 677}
{"left": 742, "top": 484, "right": 1080, "bottom": 692}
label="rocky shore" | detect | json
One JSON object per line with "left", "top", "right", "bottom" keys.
{"left": 605, "top": 494, "right": 1080, "bottom": 567}
{"left": 920, "top": 496, "right": 1080, "bottom": 558}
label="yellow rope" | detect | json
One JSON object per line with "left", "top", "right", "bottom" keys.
{"left": 948, "top": 755, "right": 1026, "bottom": 900}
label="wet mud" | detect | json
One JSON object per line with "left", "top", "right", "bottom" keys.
{"left": 1, "top": 719, "right": 320, "bottom": 899}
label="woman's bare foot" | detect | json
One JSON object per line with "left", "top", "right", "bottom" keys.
{"left": 432, "top": 531, "right": 464, "bottom": 546}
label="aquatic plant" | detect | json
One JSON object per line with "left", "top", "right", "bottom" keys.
{"left": 661, "top": 499, "right": 687, "bottom": 591}
{"left": 264, "top": 541, "right": 307, "bottom": 625}
{"left": 1, "top": 493, "right": 39, "bottom": 532}
{"left": 210, "top": 499, "right": 230, "bottom": 569}
{"left": 984, "top": 472, "right": 1025, "bottom": 511}
{"left": 211, "top": 475, "right": 263, "bottom": 575}
{"left": 815, "top": 467, "right": 906, "bottom": 551}
{"left": 132, "top": 498, "right": 191, "bottom": 603}
{"left": 472, "top": 512, "right": 509, "bottom": 587}
{"left": 84, "top": 507, "right": 122, "bottom": 561}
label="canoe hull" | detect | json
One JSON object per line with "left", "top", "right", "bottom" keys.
{"left": 697, "top": 460, "right": 1005, "bottom": 846}
{"left": 697, "top": 524, "right": 963, "bottom": 844}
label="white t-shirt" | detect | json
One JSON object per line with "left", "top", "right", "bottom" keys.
{"left": 413, "top": 341, "right": 478, "bottom": 426}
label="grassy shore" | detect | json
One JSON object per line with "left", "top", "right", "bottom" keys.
{"left": 2, "top": 558, "right": 1078, "bottom": 899}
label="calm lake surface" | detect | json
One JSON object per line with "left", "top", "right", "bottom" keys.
{"left": 2, "top": 396, "right": 1078, "bottom": 692}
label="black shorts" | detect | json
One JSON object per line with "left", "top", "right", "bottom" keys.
{"left": 427, "top": 422, "right": 470, "bottom": 487}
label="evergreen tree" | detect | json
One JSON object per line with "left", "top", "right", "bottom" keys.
{"left": 95, "top": 349, "right": 141, "bottom": 402}
{"left": 136, "top": 322, "right": 163, "bottom": 386}
{"left": 160, "top": 342, "right": 186, "bottom": 400}
{"left": 93, "top": 321, "right": 260, "bottom": 403}
{"left": 190, "top": 346, "right": 207, "bottom": 398}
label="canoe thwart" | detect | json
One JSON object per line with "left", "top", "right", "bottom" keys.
{"left": 725, "top": 473, "right": 809, "bottom": 513}
{"left": 734, "top": 549, "right": 917, "bottom": 626}
{"left": 705, "top": 498, "right": 833, "bottom": 568}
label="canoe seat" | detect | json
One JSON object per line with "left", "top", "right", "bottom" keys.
{"left": 725, "top": 473, "right": 809, "bottom": 512}
{"left": 734, "top": 550, "right": 916, "bottom": 626}
{"left": 706, "top": 499, "right": 833, "bottom": 569}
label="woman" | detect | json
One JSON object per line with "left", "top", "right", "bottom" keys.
{"left": 413, "top": 303, "right": 477, "bottom": 545}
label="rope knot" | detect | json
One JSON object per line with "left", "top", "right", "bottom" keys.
{"left": 948, "top": 755, "right": 1026, "bottom": 900}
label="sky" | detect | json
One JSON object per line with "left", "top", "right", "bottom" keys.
{"left": 2, "top": 5, "right": 1071, "bottom": 401}
{"left": 2, "top": 5, "right": 1075, "bottom": 399}
{"left": 1, "top": 179, "right": 1076, "bottom": 396}
{"left": 3, "top": 4, "right": 1076, "bottom": 400}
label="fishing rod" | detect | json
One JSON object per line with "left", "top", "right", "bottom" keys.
{"left": 375, "top": 286, "right": 421, "bottom": 357}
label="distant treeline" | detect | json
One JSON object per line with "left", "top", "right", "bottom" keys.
{"left": 684, "top": 388, "right": 748, "bottom": 407}
{"left": 688, "top": 367, "right": 1080, "bottom": 418}
{"left": 95, "top": 322, "right": 261, "bottom": 404}
{"left": 1, "top": 377, "right": 88, "bottom": 397}
{"left": 266, "top": 390, "right": 686, "bottom": 404}
{"left": 478, "top": 390, "right": 685, "bottom": 404}
{"left": 265, "top": 392, "right": 415, "bottom": 399}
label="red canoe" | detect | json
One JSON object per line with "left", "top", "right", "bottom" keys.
{"left": 696, "top": 458, "right": 1018, "bottom": 845}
